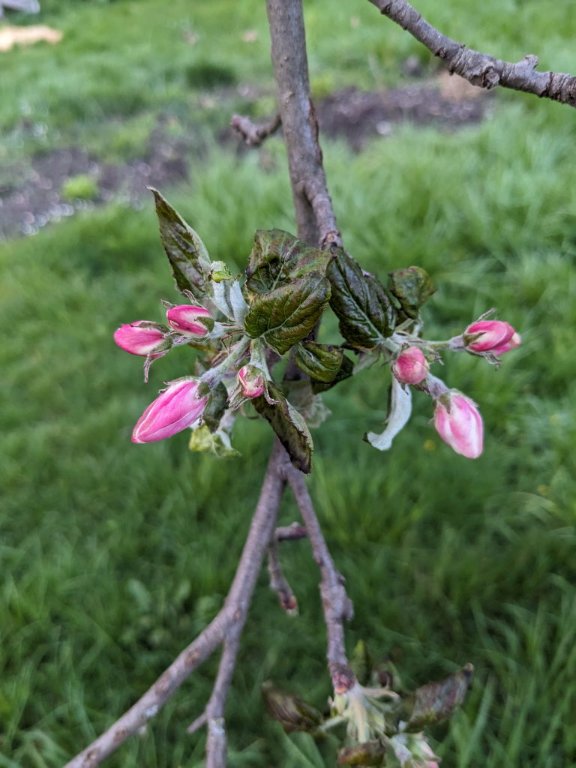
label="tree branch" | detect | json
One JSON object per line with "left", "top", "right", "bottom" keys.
{"left": 368, "top": 0, "right": 576, "bottom": 107}
{"left": 268, "top": 539, "right": 299, "bottom": 614}
{"left": 65, "top": 441, "right": 289, "bottom": 768}
{"left": 266, "top": 0, "right": 342, "bottom": 247}
{"left": 231, "top": 113, "right": 282, "bottom": 146}
{"left": 285, "top": 464, "right": 356, "bottom": 693}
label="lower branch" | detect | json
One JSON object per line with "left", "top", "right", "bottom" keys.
{"left": 285, "top": 465, "right": 356, "bottom": 693}
{"left": 268, "top": 540, "right": 299, "bottom": 614}
{"left": 65, "top": 441, "right": 289, "bottom": 768}
{"left": 231, "top": 113, "right": 282, "bottom": 146}
{"left": 369, "top": 0, "right": 576, "bottom": 107}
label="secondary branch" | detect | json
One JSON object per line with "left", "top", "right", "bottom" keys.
{"left": 65, "top": 441, "right": 288, "bottom": 768}
{"left": 369, "top": 0, "right": 576, "bottom": 107}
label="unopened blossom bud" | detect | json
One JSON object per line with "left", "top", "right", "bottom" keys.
{"left": 131, "top": 378, "right": 208, "bottom": 444}
{"left": 392, "top": 346, "right": 429, "bottom": 385}
{"left": 433, "top": 391, "right": 483, "bottom": 459}
{"left": 114, "top": 321, "right": 166, "bottom": 356}
{"left": 166, "top": 305, "right": 212, "bottom": 336}
{"left": 237, "top": 365, "right": 265, "bottom": 398}
{"left": 464, "top": 320, "right": 520, "bottom": 356}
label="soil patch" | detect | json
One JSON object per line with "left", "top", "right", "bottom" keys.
{"left": 0, "top": 75, "right": 491, "bottom": 240}
{"left": 316, "top": 73, "right": 491, "bottom": 151}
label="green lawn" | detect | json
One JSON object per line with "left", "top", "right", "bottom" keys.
{"left": 1, "top": 1, "right": 576, "bottom": 766}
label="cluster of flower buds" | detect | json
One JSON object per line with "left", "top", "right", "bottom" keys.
{"left": 382, "top": 318, "right": 520, "bottom": 460}
{"left": 114, "top": 299, "right": 269, "bottom": 444}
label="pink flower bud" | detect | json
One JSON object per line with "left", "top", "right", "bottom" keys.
{"left": 433, "top": 391, "right": 483, "bottom": 459}
{"left": 114, "top": 321, "right": 166, "bottom": 357}
{"left": 392, "top": 346, "right": 429, "bottom": 385}
{"left": 166, "top": 305, "right": 212, "bottom": 336}
{"left": 237, "top": 365, "right": 265, "bottom": 398}
{"left": 464, "top": 320, "right": 521, "bottom": 356}
{"left": 131, "top": 378, "right": 208, "bottom": 444}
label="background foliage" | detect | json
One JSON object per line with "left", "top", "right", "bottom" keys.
{"left": 1, "top": 0, "right": 575, "bottom": 766}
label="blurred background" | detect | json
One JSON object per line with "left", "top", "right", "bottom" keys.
{"left": 1, "top": 0, "right": 575, "bottom": 766}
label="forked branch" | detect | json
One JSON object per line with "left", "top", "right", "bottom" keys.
{"left": 369, "top": 0, "right": 576, "bottom": 107}
{"left": 65, "top": 441, "right": 288, "bottom": 767}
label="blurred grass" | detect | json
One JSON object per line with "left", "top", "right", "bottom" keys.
{"left": 1, "top": 0, "right": 576, "bottom": 766}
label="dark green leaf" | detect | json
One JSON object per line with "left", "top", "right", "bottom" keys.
{"left": 311, "top": 353, "right": 355, "bottom": 393}
{"left": 150, "top": 188, "right": 211, "bottom": 298}
{"left": 252, "top": 384, "right": 313, "bottom": 472}
{"left": 387, "top": 266, "right": 436, "bottom": 320}
{"left": 327, "top": 251, "right": 396, "bottom": 349}
{"left": 262, "top": 682, "right": 323, "bottom": 734}
{"left": 244, "top": 273, "right": 331, "bottom": 355}
{"left": 404, "top": 664, "right": 474, "bottom": 731}
{"left": 245, "top": 229, "right": 332, "bottom": 294}
{"left": 203, "top": 382, "right": 228, "bottom": 433}
{"left": 295, "top": 341, "right": 344, "bottom": 383}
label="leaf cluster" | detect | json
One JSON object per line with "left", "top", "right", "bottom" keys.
{"left": 152, "top": 191, "right": 435, "bottom": 472}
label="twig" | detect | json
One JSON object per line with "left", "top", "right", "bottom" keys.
{"left": 368, "top": 0, "right": 576, "bottom": 107}
{"left": 231, "top": 113, "right": 282, "bottom": 146}
{"left": 268, "top": 540, "right": 299, "bottom": 614}
{"left": 266, "top": 0, "right": 342, "bottom": 247}
{"left": 285, "top": 464, "right": 355, "bottom": 693}
{"left": 65, "top": 441, "right": 289, "bottom": 768}
{"left": 275, "top": 522, "right": 308, "bottom": 542}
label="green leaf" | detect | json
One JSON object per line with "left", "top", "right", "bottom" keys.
{"left": 189, "top": 425, "right": 239, "bottom": 458}
{"left": 295, "top": 341, "right": 344, "bottom": 383}
{"left": 262, "top": 682, "right": 323, "bottom": 734}
{"left": 404, "top": 664, "right": 474, "bottom": 731}
{"left": 245, "top": 229, "right": 333, "bottom": 294}
{"left": 244, "top": 273, "right": 331, "bottom": 355}
{"left": 252, "top": 384, "right": 313, "bottom": 472}
{"left": 327, "top": 251, "right": 396, "bottom": 349}
{"left": 387, "top": 266, "right": 436, "bottom": 320}
{"left": 311, "top": 353, "right": 355, "bottom": 394}
{"left": 202, "top": 382, "right": 228, "bottom": 433}
{"left": 150, "top": 188, "right": 211, "bottom": 298}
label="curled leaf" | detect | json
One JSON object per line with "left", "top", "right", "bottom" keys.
{"left": 404, "top": 664, "right": 474, "bottom": 731}
{"left": 262, "top": 681, "right": 323, "bottom": 733}
{"left": 388, "top": 266, "right": 435, "bottom": 320}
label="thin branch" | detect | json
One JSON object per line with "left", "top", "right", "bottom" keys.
{"left": 231, "top": 113, "right": 282, "bottom": 146}
{"left": 285, "top": 465, "right": 356, "bottom": 693}
{"left": 369, "top": 0, "right": 576, "bottom": 107}
{"left": 267, "top": 540, "right": 299, "bottom": 614}
{"left": 275, "top": 522, "right": 308, "bottom": 542}
{"left": 266, "top": 0, "right": 342, "bottom": 247}
{"left": 65, "top": 441, "right": 289, "bottom": 768}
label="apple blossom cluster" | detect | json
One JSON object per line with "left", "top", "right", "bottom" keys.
{"left": 114, "top": 300, "right": 268, "bottom": 447}
{"left": 114, "top": 194, "right": 521, "bottom": 468}
{"left": 370, "top": 318, "right": 520, "bottom": 459}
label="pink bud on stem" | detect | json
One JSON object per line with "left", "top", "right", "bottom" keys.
{"left": 392, "top": 346, "right": 429, "bottom": 385}
{"left": 464, "top": 320, "right": 520, "bottom": 356}
{"left": 113, "top": 322, "right": 166, "bottom": 356}
{"left": 166, "top": 305, "right": 212, "bottom": 336}
{"left": 131, "top": 378, "right": 208, "bottom": 443}
{"left": 237, "top": 365, "right": 265, "bottom": 398}
{"left": 433, "top": 391, "right": 484, "bottom": 459}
